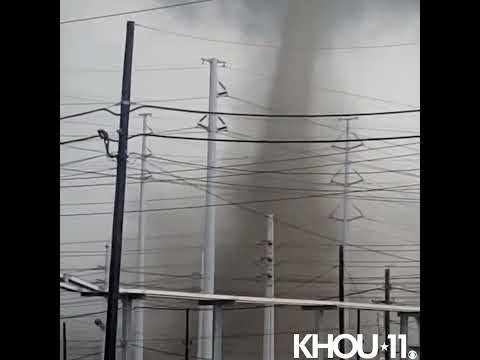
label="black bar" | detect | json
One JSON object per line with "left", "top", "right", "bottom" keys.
{"left": 356, "top": 309, "right": 360, "bottom": 360}
{"left": 384, "top": 268, "right": 391, "bottom": 360}
{"left": 104, "top": 20, "right": 135, "bottom": 360}
{"left": 338, "top": 245, "right": 345, "bottom": 353}
{"left": 198, "top": 300, "right": 235, "bottom": 306}
{"left": 185, "top": 309, "right": 190, "bottom": 360}
{"left": 63, "top": 322, "right": 67, "bottom": 360}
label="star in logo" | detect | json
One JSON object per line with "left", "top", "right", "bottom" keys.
{"left": 380, "top": 343, "right": 389, "bottom": 351}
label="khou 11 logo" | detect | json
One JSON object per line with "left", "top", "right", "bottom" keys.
{"left": 293, "top": 334, "right": 417, "bottom": 359}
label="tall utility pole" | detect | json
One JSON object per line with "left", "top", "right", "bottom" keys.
{"left": 197, "top": 57, "right": 225, "bottom": 360}
{"left": 263, "top": 214, "right": 275, "bottom": 360}
{"left": 329, "top": 117, "right": 364, "bottom": 348}
{"left": 104, "top": 20, "right": 135, "bottom": 360}
{"left": 63, "top": 322, "right": 67, "bottom": 360}
{"left": 384, "top": 268, "right": 391, "bottom": 360}
{"left": 135, "top": 112, "right": 151, "bottom": 360}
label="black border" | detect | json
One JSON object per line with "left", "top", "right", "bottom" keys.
{"left": 6, "top": 1, "right": 473, "bottom": 358}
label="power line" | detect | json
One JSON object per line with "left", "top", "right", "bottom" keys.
{"left": 130, "top": 132, "right": 420, "bottom": 144}
{"left": 60, "top": 178, "right": 420, "bottom": 261}
{"left": 144, "top": 147, "right": 419, "bottom": 175}
{"left": 61, "top": 140, "right": 419, "bottom": 176}
{"left": 60, "top": 104, "right": 420, "bottom": 120}
{"left": 60, "top": 107, "right": 120, "bottom": 120}
{"left": 60, "top": 0, "right": 213, "bottom": 24}
{"left": 60, "top": 96, "right": 208, "bottom": 106}
{"left": 60, "top": 154, "right": 106, "bottom": 167}
{"left": 61, "top": 131, "right": 419, "bottom": 145}
{"left": 135, "top": 22, "right": 419, "bottom": 51}
{"left": 136, "top": 23, "right": 279, "bottom": 48}
{"left": 130, "top": 104, "right": 420, "bottom": 118}
{"left": 60, "top": 184, "right": 412, "bottom": 212}
{"left": 221, "top": 67, "right": 419, "bottom": 109}
{"left": 61, "top": 65, "right": 206, "bottom": 74}
{"left": 60, "top": 135, "right": 100, "bottom": 145}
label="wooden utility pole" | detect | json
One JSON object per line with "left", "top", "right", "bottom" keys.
{"left": 104, "top": 20, "right": 135, "bottom": 360}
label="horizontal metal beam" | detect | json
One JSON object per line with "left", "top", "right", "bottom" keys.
{"left": 58, "top": 273, "right": 420, "bottom": 313}
{"left": 60, "top": 272, "right": 101, "bottom": 292}
{"left": 119, "top": 288, "right": 420, "bottom": 313}
{"left": 60, "top": 282, "right": 82, "bottom": 292}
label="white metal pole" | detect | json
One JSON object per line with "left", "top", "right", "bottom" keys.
{"left": 342, "top": 118, "right": 351, "bottom": 250}
{"left": 314, "top": 310, "right": 325, "bottom": 360}
{"left": 198, "top": 57, "right": 218, "bottom": 360}
{"left": 213, "top": 304, "right": 224, "bottom": 360}
{"left": 343, "top": 119, "right": 351, "bottom": 342}
{"left": 263, "top": 214, "right": 275, "bottom": 360}
{"left": 122, "top": 299, "right": 132, "bottom": 360}
{"left": 336, "top": 119, "right": 351, "bottom": 346}
{"left": 135, "top": 112, "right": 150, "bottom": 360}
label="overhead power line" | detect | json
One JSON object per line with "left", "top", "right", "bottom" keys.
{"left": 60, "top": 184, "right": 417, "bottom": 216}
{"left": 130, "top": 104, "right": 420, "bottom": 118}
{"left": 136, "top": 22, "right": 419, "bottom": 51}
{"left": 60, "top": 107, "right": 120, "bottom": 120}
{"left": 60, "top": 132, "right": 419, "bottom": 145}
{"left": 129, "top": 132, "right": 420, "bottom": 144}
{"left": 60, "top": 104, "right": 420, "bottom": 120}
{"left": 60, "top": 0, "right": 213, "bottom": 25}
{"left": 60, "top": 135, "right": 100, "bottom": 145}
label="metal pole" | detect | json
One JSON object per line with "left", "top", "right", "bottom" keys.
{"left": 185, "top": 309, "right": 190, "bottom": 360}
{"left": 384, "top": 269, "right": 391, "bottom": 360}
{"left": 399, "top": 314, "right": 408, "bottom": 353}
{"left": 314, "top": 311, "right": 325, "bottom": 360}
{"left": 414, "top": 316, "right": 420, "bottom": 355}
{"left": 198, "top": 57, "right": 218, "bottom": 360}
{"left": 338, "top": 245, "right": 345, "bottom": 353}
{"left": 135, "top": 113, "right": 150, "bottom": 360}
{"left": 104, "top": 20, "right": 135, "bottom": 360}
{"left": 63, "top": 322, "right": 67, "bottom": 360}
{"left": 342, "top": 119, "right": 351, "bottom": 343}
{"left": 263, "top": 214, "right": 275, "bottom": 360}
{"left": 213, "top": 304, "right": 223, "bottom": 360}
{"left": 122, "top": 299, "right": 132, "bottom": 360}
{"left": 337, "top": 118, "right": 351, "bottom": 355}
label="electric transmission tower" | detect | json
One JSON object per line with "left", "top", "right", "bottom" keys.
{"left": 328, "top": 117, "right": 365, "bottom": 349}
